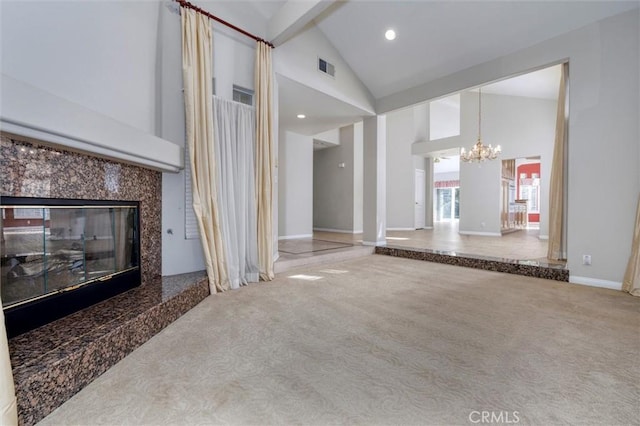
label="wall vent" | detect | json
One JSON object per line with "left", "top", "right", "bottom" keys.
{"left": 232, "top": 85, "right": 254, "bottom": 106}
{"left": 318, "top": 57, "right": 335, "bottom": 77}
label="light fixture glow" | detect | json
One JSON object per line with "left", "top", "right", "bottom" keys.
{"left": 385, "top": 29, "right": 396, "bottom": 41}
{"left": 460, "top": 88, "right": 501, "bottom": 163}
{"left": 297, "top": 114, "right": 306, "bottom": 119}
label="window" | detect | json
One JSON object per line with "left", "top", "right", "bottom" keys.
{"left": 429, "top": 94, "right": 461, "bottom": 140}
{"left": 232, "top": 85, "right": 253, "bottom": 106}
{"left": 519, "top": 180, "right": 540, "bottom": 213}
{"left": 435, "top": 187, "right": 460, "bottom": 221}
{"left": 13, "top": 208, "right": 50, "bottom": 220}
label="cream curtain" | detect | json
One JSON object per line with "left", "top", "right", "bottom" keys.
{"left": 547, "top": 63, "right": 568, "bottom": 260}
{"left": 0, "top": 318, "right": 17, "bottom": 425}
{"left": 213, "top": 96, "right": 260, "bottom": 288}
{"left": 112, "top": 208, "right": 133, "bottom": 271}
{"left": 182, "top": 7, "right": 229, "bottom": 293}
{"left": 623, "top": 195, "right": 640, "bottom": 296}
{"left": 255, "top": 41, "right": 275, "bottom": 281}
{"left": 0, "top": 276, "right": 18, "bottom": 425}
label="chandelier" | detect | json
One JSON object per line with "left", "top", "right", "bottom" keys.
{"left": 460, "top": 87, "right": 501, "bottom": 162}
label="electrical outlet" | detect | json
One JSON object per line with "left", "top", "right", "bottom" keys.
{"left": 583, "top": 255, "right": 592, "bottom": 265}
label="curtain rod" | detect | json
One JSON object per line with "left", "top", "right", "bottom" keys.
{"left": 176, "top": 0, "right": 274, "bottom": 48}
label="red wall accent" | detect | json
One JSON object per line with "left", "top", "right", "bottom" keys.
{"left": 516, "top": 163, "right": 540, "bottom": 223}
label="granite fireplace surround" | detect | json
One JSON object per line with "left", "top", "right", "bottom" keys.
{"left": 1, "top": 133, "right": 209, "bottom": 425}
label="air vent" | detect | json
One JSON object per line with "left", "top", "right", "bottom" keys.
{"left": 232, "top": 85, "right": 254, "bottom": 106}
{"left": 318, "top": 57, "right": 335, "bottom": 77}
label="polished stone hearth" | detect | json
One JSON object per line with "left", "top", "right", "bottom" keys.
{"left": 9, "top": 271, "right": 209, "bottom": 426}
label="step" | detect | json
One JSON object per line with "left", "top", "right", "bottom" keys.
{"left": 275, "top": 246, "right": 374, "bottom": 274}
{"left": 376, "top": 245, "right": 569, "bottom": 281}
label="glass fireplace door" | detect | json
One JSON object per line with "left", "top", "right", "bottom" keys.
{"left": 1, "top": 203, "right": 139, "bottom": 309}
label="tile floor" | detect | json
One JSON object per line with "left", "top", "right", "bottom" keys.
{"left": 316, "top": 221, "right": 564, "bottom": 264}
{"left": 276, "top": 221, "right": 565, "bottom": 273}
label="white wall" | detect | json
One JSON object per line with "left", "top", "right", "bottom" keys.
{"left": 1, "top": 0, "right": 160, "bottom": 134}
{"left": 279, "top": 131, "right": 313, "bottom": 238}
{"left": 386, "top": 108, "right": 416, "bottom": 229}
{"left": 430, "top": 94, "right": 461, "bottom": 140}
{"left": 191, "top": 0, "right": 270, "bottom": 41}
{"left": 313, "top": 128, "right": 340, "bottom": 146}
{"left": 0, "top": 0, "right": 202, "bottom": 274}
{"left": 313, "top": 125, "right": 357, "bottom": 232}
{"left": 382, "top": 9, "right": 639, "bottom": 285}
{"left": 413, "top": 104, "right": 429, "bottom": 143}
{"left": 435, "top": 171, "right": 460, "bottom": 182}
{"left": 459, "top": 92, "right": 556, "bottom": 236}
{"left": 274, "top": 24, "right": 375, "bottom": 115}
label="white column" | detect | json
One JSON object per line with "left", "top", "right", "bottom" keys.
{"left": 363, "top": 115, "right": 387, "bottom": 245}
{"left": 425, "top": 157, "right": 434, "bottom": 229}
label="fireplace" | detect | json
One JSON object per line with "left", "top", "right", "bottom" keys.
{"left": 1, "top": 196, "right": 141, "bottom": 337}
{"left": 1, "top": 132, "right": 162, "bottom": 340}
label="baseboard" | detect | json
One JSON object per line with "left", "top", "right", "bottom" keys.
{"left": 458, "top": 230, "right": 502, "bottom": 237}
{"left": 538, "top": 235, "right": 549, "bottom": 240}
{"left": 313, "top": 228, "right": 361, "bottom": 234}
{"left": 386, "top": 227, "right": 417, "bottom": 231}
{"left": 278, "top": 234, "right": 312, "bottom": 240}
{"left": 569, "top": 276, "right": 622, "bottom": 291}
{"left": 362, "top": 240, "right": 387, "bottom": 246}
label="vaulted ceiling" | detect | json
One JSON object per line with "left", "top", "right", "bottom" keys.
{"left": 218, "top": 0, "right": 639, "bottom": 135}
{"left": 313, "top": 1, "right": 638, "bottom": 99}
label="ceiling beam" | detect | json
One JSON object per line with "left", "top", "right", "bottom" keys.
{"left": 268, "top": 1, "right": 336, "bottom": 46}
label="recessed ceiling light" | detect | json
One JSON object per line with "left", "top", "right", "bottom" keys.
{"left": 385, "top": 29, "right": 396, "bottom": 41}
{"left": 297, "top": 114, "right": 306, "bottom": 119}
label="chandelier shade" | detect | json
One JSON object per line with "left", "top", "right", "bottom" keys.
{"left": 461, "top": 88, "right": 501, "bottom": 163}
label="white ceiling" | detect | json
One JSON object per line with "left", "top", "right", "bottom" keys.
{"left": 478, "top": 64, "right": 562, "bottom": 100}
{"left": 278, "top": 74, "right": 373, "bottom": 136}
{"left": 314, "top": 1, "right": 639, "bottom": 99}
{"left": 246, "top": 1, "right": 286, "bottom": 20}
{"left": 255, "top": 1, "right": 637, "bottom": 135}
{"left": 434, "top": 154, "right": 460, "bottom": 174}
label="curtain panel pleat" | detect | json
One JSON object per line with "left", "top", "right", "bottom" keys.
{"left": 181, "top": 7, "right": 229, "bottom": 293}
{"left": 0, "top": 267, "right": 18, "bottom": 426}
{"left": 547, "top": 63, "right": 568, "bottom": 260}
{"left": 623, "top": 195, "right": 640, "bottom": 296}
{"left": 213, "top": 96, "right": 260, "bottom": 288}
{"left": 0, "top": 208, "right": 18, "bottom": 425}
{"left": 0, "top": 309, "right": 18, "bottom": 425}
{"left": 255, "top": 41, "right": 275, "bottom": 281}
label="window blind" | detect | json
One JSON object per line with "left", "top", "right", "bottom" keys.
{"left": 184, "top": 148, "right": 199, "bottom": 240}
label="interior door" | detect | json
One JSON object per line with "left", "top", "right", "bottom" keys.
{"left": 415, "top": 169, "right": 425, "bottom": 229}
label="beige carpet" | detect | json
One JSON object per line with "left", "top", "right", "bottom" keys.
{"left": 39, "top": 255, "right": 639, "bottom": 425}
